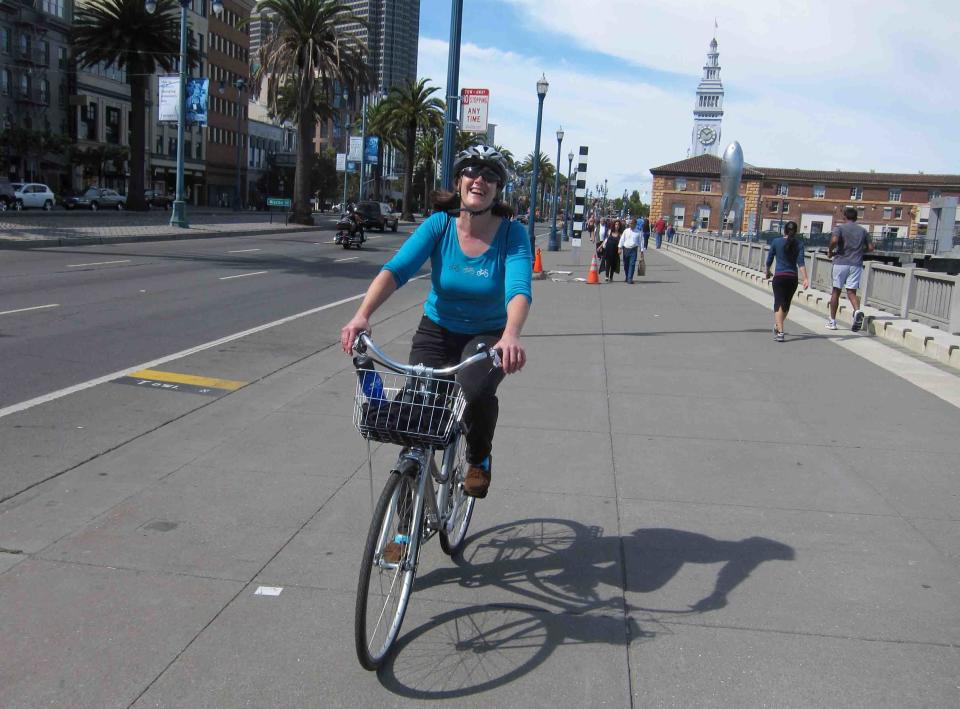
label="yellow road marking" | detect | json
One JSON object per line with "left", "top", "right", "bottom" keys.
{"left": 129, "top": 369, "right": 247, "bottom": 391}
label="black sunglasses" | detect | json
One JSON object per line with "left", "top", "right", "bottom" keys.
{"left": 459, "top": 165, "right": 501, "bottom": 183}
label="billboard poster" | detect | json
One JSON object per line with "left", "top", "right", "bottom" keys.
{"left": 349, "top": 136, "right": 363, "bottom": 161}
{"left": 336, "top": 152, "right": 346, "bottom": 171}
{"left": 185, "top": 78, "right": 209, "bottom": 125}
{"left": 364, "top": 136, "right": 379, "bottom": 165}
{"left": 158, "top": 76, "right": 180, "bottom": 122}
{"left": 460, "top": 88, "right": 490, "bottom": 133}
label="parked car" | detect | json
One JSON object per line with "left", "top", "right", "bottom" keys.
{"left": 64, "top": 187, "right": 127, "bottom": 211}
{"left": 12, "top": 182, "right": 56, "bottom": 210}
{"left": 378, "top": 202, "right": 399, "bottom": 232}
{"left": 144, "top": 189, "right": 174, "bottom": 209}
{"left": 0, "top": 180, "right": 18, "bottom": 211}
{"left": 354, "top": 200, "right": 394, "bottom": 231}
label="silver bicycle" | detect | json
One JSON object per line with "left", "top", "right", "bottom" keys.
{"left": 351, "top": 331, "right": 501, "bottom": 670}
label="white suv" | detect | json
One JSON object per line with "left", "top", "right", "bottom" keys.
{"left": 12, "top": 183, "right": 56, "bottom": 210}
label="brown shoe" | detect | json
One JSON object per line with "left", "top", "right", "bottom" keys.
{"left": 463, "top": 460, "right": 491, "bottom": 499}
{"left": 382, "top": 541, "right": 406, "bottom": 564}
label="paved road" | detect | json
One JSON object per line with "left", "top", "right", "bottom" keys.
{"left": 0, "top": 226, "right": 408, "bottom": 407}
{"left": 1, "top": 243, "right": 958, "bottom": 707}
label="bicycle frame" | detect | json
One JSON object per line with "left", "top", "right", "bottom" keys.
{"left": 375, "top": 436, "right": 462, "bottom": 572}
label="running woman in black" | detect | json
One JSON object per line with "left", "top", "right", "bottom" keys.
{"left": 764, "top": 221, "right": 809, "bottom": 342}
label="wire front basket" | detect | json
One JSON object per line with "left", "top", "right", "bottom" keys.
{"left": 352, "top": 369, "right": 466, "bottom": 448}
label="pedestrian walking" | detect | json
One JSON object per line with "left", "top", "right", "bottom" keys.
{"left": 764, "top": 221, "right": 809, "bottom": 342}
{"left": 666, "top": 223, "right": 676, "bottom": 243}
{"left": 603, "top": 219, "right": 622, "bottom": 282}
{"left": 827, "top": 206, "right": 875, "bottom": 331}
{"left": 596, "top": 218, "right": 610, "bottom": 274}
{"left": 654, "top": 216, "right": 667, "bottom": 248}
{"left": 641, "top": 216, "right": 651, "bottom": 250}
{"left": 619, "top": 217, "right": 644, "bottom": 283}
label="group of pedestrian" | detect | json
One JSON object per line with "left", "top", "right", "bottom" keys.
{"left": 590, "top": 217, "right": 647, "bottom": 283}
{"left": 765, "top": 206, "right": 874, "bottom": 342}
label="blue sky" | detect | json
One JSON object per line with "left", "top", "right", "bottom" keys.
{"left": 416, "top": 0, "right": 960, "bottom": 199}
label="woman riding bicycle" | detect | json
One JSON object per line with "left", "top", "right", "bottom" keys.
{"left": 340, "top": 145, "right": 532, "bottom": 499}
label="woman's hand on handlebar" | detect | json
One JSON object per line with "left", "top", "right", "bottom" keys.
{"left": 493, "top": 333, "right": 526, "bottom": 374}
{"left": 341, "top": 315, "right": 369, "bottom": 354}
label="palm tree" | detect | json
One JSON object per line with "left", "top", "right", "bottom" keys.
{"left": 521, "top": 151, "right": 554, "bottom": 218}
{"left": 379, "top": 78, "right": 444, "bottom": 221}
{"left": 252, "top": 0, "right": 370, "bottom": 224}
{"left": 72, "top": 0, "right": 192, "bottom": 210}
{"left": 365, "top": 98, "right": 402, "bottom": 201}
{"left": 415, "top": 128, "right": 441, "bottom": 203}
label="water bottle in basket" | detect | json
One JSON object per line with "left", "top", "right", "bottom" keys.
{"left": 354, "top": 355, "right": 385, "bottom": 403}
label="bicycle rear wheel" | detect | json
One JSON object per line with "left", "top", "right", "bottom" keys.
{"left": 355, "top": 470, "right": 419, "bottom": 670}
{"left": 439, "top": 429, "right": 475, "bottom": 556}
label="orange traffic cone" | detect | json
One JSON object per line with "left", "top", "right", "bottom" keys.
{"left": 586, "top": 254, "right": 600, "bottom": 284}
{"left": 532, "top": 247, "right": 543, "bottom": 274}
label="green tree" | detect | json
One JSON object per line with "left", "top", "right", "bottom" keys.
{"left": 72, "top": 0, "right": 194, "bottom": 211}
{"left": 378, "top": 78, "right": 444, "bottom": 221}
{"left": 251, "top": 0, "right": 369, "bottom": 224}
{"left": 1, "top": 127, "right": 70, "bottom": 183}
{"left": 520, "top": 151, "right": 554, "bottom": 218}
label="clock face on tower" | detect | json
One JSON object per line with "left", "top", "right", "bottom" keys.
{"left": 698, "top": 127, "right": 717, "bottom": 145}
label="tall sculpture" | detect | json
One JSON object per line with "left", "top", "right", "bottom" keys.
{"left": 719, "top": 141, "right": 745, "bottom": 239}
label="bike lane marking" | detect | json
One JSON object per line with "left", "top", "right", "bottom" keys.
{"left": 0, "top": 274, "right": 428, "bottom": 420}
{"left": 228, "top": 248, "right": 261, "bottom": 253}
{"left": 335, "top": 257, "right": 359, "bottom": 262}
{"left": 66, "top": 260, "right": 132, "bottom": 268}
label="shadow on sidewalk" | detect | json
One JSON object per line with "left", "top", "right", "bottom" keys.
{"left": 377, "top": 517, "right": 794, "bottom": 698}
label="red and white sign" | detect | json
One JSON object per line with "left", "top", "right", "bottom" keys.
{"left": 460, "top": 88, "right": 490, "bottom": 133}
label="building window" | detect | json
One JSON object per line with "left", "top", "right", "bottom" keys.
{"left": 674, "top": 177, "right": 686, "bottom": 191}
{"left": 58, "top": 46, "right": 67, "bottom": 69}
{"left": 0, "top": 69, "right": 8, "bottom": 96}
{"left": 776, "top": 183, "right": 788, "bottom": 196}
{"left": 894, "top": 207, "right": 903, "bottom": 219}
{"left": 0, "top": 27, "right": 9, "bottom": 54}
{"left": 38, "top": 40, "right": 49, "bottom": 66}
{"left": 699, "top": 180, "right": 711, "bottom": 192}
{"left": 813, "top": 184, "right": 825, "bottom": 198}
{"left": 781, "top": 201, "right": 789, "bottom": 214}
{"left": 168, "top": 137, "right": 177, "bottom": 156}
{"left": 18, "top": 33, "right": 30, "bottom": 59}
{"left": 18, "top": 74, "right": 30, "bottom": 99}
{"left": 39, "top": 78, "right": 48, "bottom": 104}
{"left": 928, "top": 190, "right": 941, "bottom": 200}
{"left": 770, "top": 200, "right": 779, "bottom": 213}
{"left": 195, "top": 140, "right": 202, "bottom": 159}
{"left": 105, "top": 106, "right": 121, "bottom": 143}
{"left": 81, "top": 101, "right": 97, "bottom": 140}
{"left": 850, "top": 186, "right": 863, "bottom": 200}
{"left": 857, "top": 205, "right": 865, "bottom": 217}
{"left": 888, "top": 188, "right": 901, "bottom": 202}
{"left": 156, "top": 136, "right": 163, "bottom": 153}
{"left": 883, "top": 207, "right": 892, "bottom": 219}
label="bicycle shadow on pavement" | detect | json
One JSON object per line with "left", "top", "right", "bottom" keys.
{"left": 377, "top": 517, "right": 794, "bottom": 698}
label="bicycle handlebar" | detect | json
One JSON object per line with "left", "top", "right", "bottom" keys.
{"left": 352, "top": 331, "right": 502, "bottom": 376}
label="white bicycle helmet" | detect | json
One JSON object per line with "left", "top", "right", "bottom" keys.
{"left": 453, "top": 145, "right": 509, "bottom": 186}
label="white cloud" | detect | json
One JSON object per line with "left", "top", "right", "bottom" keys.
{"left": 418, "top": 1, "right": 960, "bottom": 199}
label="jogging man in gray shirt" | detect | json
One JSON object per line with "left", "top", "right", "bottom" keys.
{"left": 827, "top": 206, "right": 875, "bottom": 331}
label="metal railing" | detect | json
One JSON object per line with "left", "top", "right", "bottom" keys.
{"left": 672, "top": 232, "right": 960, "bottom": 334}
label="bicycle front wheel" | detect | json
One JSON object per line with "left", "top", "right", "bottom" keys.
{"left": 439, "top": 429, "right": 475, "bottom": 556}
{"left": 355, "top": 470, "right": 419, "bottom": 670}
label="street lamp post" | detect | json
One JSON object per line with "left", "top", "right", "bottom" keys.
{"left": 622, "top": 188, "right": 628, "bottom": 218}
{"left": 601, "top": 178, "right": 608, "bottom": 217}
{"left": 146, "top": 0, "right": 190, "bottom": 227}
{"left": 548, "top": 126, "right": 563, "bottom": 251}
{"left": 233, "top": 78, "right": 245, "bottom": 211}
{"left": 528, "top": 74, "right": 548, "bottom": 252}
{"left": 341, "top": 90, "right": 350, "bottom": 211}
{"left": 563, "top": 149, "right": 573, "bottom": 241}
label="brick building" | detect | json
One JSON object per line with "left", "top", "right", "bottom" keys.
{"left": 205, "top": 0, "right": 251, "bottom": 207}
{"left": 650, "top": 154, "right": 960, "bottom": 238}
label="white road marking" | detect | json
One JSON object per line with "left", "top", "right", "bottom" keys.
{"left": 219, "top": 271, "right": 268, "bottom": 280}
{"left": 0, "top": 303, "right": 60, "bottom": 316}
{"left": 335, "top": 256, "right": 359, "bottom": 262}
{"left": 66, "top": 260, "right": 131, "bottom": 268}
{"left": 228, "top": 248, "right": 261, "bottom": 253}
{"left": 0, "top": 274, "right": 429, "bottom": 419}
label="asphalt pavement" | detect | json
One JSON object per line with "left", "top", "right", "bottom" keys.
{"left": 1, "top": 241, "right": 959, "bottom": 707}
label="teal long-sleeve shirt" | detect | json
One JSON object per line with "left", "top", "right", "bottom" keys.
{"left": 382, "top": 212, "right": 533, "bottom": 334}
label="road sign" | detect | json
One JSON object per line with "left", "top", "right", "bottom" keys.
{"left": 460, "top": 88, "right": 490, "bottom": 133}
{"left": 336, "top": 153, "right": 346, "bottom": 171}
{"left": 267, "top": 197, "right": 291, "bottom": 208}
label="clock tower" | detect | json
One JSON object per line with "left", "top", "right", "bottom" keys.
{"left": 690, "top": 35, "right": 724, "bottom": 157}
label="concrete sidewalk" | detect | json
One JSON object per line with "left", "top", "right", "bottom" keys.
{"left": 1, "top": 247, "right": 959, "bottom": 707}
